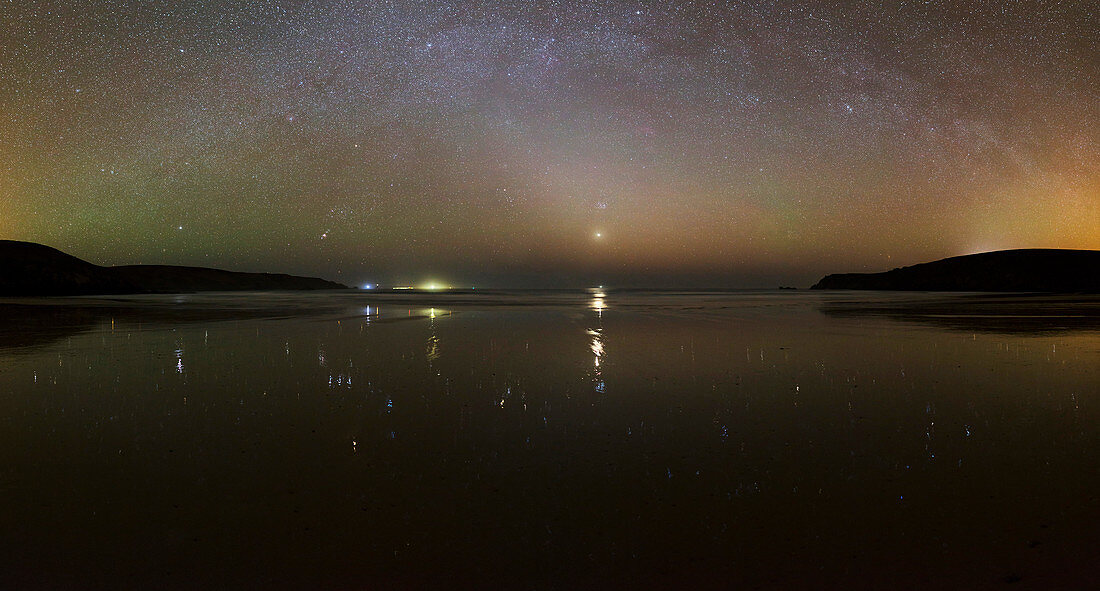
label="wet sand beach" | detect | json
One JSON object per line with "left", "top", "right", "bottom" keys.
{"left": 1, "top": 290, "right": 1097, "bottom": 589}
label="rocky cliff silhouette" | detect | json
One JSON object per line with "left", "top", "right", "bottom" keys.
{"left": 811, "top": 249, "right": 1100, "bottom": 292}
{"left": 0, "top": 240, "right": 348, "bottom": 295}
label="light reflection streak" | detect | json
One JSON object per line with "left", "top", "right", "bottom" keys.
{"left": 587, "top": 329, "right": 604, "bottom": 367}
{"left": 587, "top": 289, "right": 607, "bottom": 393}
{"left": 590, "top": 290, "right": 606, "bottom": 318}
{"left": 426, "top": 308, "right": 440, "bottom": 364}
{"left": 362, "top": 305, "right": 380, "bottom": 323}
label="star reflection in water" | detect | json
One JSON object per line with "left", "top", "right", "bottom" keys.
{"left": 589, "top": 289, "right": 606, "bottom": 393}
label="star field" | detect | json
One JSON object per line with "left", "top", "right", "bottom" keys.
{"left": 2, "top": 0, "right": 1097, "bottom": 286}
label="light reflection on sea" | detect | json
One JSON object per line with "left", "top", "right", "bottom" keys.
{"left": 0, "top": 290, "right": 1097, "bottom": 589}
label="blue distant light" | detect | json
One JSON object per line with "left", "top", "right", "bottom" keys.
{"left": 361, "top": 283, "right": 375, "bottom": 290}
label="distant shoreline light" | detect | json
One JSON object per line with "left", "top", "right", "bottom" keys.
{"left": 388, "top": 283, "right": 453, "bottom": 291}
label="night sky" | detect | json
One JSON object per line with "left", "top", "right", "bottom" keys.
{"left": 3, "top": 1, "right": 1097, "bottom": 287}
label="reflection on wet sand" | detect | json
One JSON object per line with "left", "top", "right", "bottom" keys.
{"left": 590, "top": 288, "right": 606, "bottom": 318}
{"left": 426, "top": 308, "right": 442, "bottom": 364}
{"left": 0, "top": 290, "right": 1098, "bottom": 588}
{"left": 818, "top": 293, "right": 1100, "bottom": 334}
{"left": 588, "top": 291, "right": 606, "bottom": 393}
{"left": 0, "top": 299, "right": 339, "bottom": 350}
{"left": 0, "top": 304, "right": 101, "bottom": 350}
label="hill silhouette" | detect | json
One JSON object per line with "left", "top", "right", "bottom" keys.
{"left": 0, "top": 240, "right": 347, "bottom": 296}
{"left": 811, "top": 249, "right": 1100, "bottom": 292}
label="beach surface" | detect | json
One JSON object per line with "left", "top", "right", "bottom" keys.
{"left": 1, "top": 290, "right": 1097, "bottom": 589}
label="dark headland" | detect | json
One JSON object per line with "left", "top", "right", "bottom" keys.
{"left": 0, "top": 240, "right": 348, "bottom": 296}
{"left": 812, "top": 249, "right": 1100, "bottom": 292}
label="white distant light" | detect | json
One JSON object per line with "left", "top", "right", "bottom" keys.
{"left": 595, "top": 232, "right": 603, "bottom": 238}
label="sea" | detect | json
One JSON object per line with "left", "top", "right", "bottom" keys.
{"left": 0, "top": 289, "right": 1097, "bottom": 589}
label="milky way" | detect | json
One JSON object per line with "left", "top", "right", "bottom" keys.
{"left": 2, "top": 1, "right": 1097, "bottom": 286}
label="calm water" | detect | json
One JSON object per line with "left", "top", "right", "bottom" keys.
{"left": 0, "top": 290, "right": 1097, "bottom": 589}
